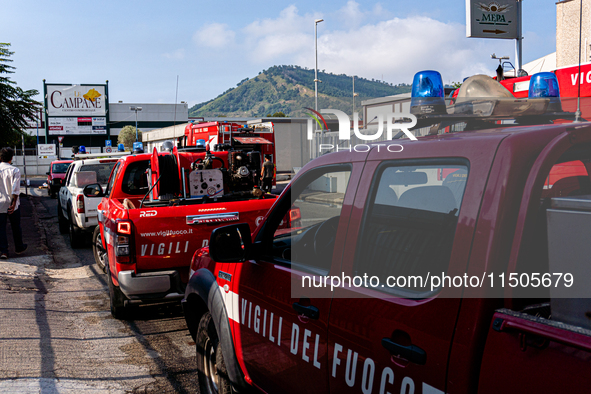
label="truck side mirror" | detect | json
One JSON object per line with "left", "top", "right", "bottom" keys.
{"left": 83, "top": 183, "right": 104, "bottom": 198}
{"left": 209, "top": 223, "right": 252, "bottom": 262}
{"left": 46, "top": 171, "right": 50, "bottom": 175}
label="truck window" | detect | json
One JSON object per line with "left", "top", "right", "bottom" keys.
{"left": 80, "top": 163, "right": 117, "bottom": 185}
{"left": 513, "top": 150, "right": 591, "bottom": 302}
{"left": 542, "top": 160, "right": 590, "bottom": 197}
{"left": 120, "top": 160, "right": 150, "bottom": 195}
{"left": 104, "top": 162, "right": 120, "bottom": 198}
{"left": 65, "top": 165, "right": 75, "bottom": 186}
{"left": 272, "top": 165, "right": 352, "bottom": 273}
{"left": 354, "top": 163, "right": 468, "bottom": 295}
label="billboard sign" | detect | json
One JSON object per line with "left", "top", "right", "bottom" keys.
{"left": 47, "top": 85, "right": 106, "bottom": 116}
{"left": 48, "top": 117, "right": 107, "bottom": 135}
{"left": 466, "top": 0, "right": 518, "bottom": 39}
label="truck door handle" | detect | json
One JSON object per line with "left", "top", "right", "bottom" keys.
{"left": 381, "top": 338, "right": 427, "bottom": 365}
{"left": 292, "top": 302, "right": 319, "bottom": 320}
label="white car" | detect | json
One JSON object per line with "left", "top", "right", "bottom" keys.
{"left": 58, "top": 158, "right": 119, "bottom": 247}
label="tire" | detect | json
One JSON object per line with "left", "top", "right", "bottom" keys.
{"left": 106, "top": 262, "right": 131, "bottom": 320}
{"left": 57, "top": 202, "right": 69, "bottom": 234}
{"left": 69, "top": 206, "right": 84, "bottom": 248}
{"left": 196, "top": 312, "right": 234, "bottom": 394}
{"left": 93, "top": 226, "right": 107, "bottom": 273}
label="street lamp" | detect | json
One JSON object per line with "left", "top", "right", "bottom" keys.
{"left": 129, "top": 106, "right": 142, "bottom": 142}
{"left": 314, "top": 18, "right": 324, "bottom": 113}
{"left": 352, "top": 75, "right": 359, "bottom": 115}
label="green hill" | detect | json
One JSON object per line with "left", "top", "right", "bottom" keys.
{"left": 189, "top": 65, "right": 411, "bottom": 118}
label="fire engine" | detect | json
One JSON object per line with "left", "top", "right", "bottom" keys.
{"left": 182, "top": 70, "right": 591, "bottom": 394}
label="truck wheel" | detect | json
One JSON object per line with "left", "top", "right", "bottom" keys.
{"left": 93, "top": 226, "right": 107, "bottom": 273}
{"left": 69, "top": 207, "right": 84, "bottom": 248}
{"left": 196, "top": 312, "right": 233, "bottom": 394}
{"left": 57, "top": 202, "right": 69, "bottom": 234}
{"left": 106, "top": 263, "right": 131, "bottom": 320}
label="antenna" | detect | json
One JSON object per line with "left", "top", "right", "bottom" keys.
{"left": 491, "top": 54, "right": 510, "bottom": 80}
{"left": 575, "top": 0, "right": 583, "bottom": 122}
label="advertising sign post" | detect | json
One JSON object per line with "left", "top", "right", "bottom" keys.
{"left": 466, "top": 0, "right": 523, "bottom": 72}
{"left": 43, "top": 81, "right": 110, "bottom": 140}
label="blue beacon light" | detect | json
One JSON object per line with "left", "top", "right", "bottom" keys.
{"left": 118, "top": 143, "right": 125, "bottom": 152}
{"left": 78, "top": 146, "right": 86, "bottom": 154}
{"left": 410, "top": 70, "right": 446, "bottom": 115}
{"left": 195, "top": 139, "right": 206, "bottom": 151}
{"left": 528, "top": 72, "right": 560, "bottom": 98}
{"left": 132, "top": 141, "right": 144, "bottom": 153}
{"left": 528, "top": 72, "right": 561, "bottom": 112}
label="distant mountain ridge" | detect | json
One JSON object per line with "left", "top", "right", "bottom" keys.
{"left": 189, "top": 65, "right": 411, "bottom": 118}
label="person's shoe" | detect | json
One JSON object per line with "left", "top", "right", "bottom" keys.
{"left": 15, "top": 244, "right": 27, "bottom": 254}
{"left": 0, "top": 253, "right": 7, "bottom": 259}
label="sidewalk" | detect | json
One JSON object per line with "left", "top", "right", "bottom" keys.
{"left": 0, "top": 195, "right": 48, "bottom": 262}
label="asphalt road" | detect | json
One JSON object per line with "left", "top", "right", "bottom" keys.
{"left": 0, "top": 193, "right": 199, "bottom": 393}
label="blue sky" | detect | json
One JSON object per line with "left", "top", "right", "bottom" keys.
{"left": 2, "top": 0, "right": 557, "bottom": 107}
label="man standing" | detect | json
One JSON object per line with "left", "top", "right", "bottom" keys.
{"left": 0, "top": 147, "right": 27, "bottom": 259}
{"left": 260, "top": 155, "right": 274, "bottom": 193}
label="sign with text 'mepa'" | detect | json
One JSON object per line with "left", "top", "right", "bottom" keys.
{"left": 466, "top": 0, "right": 518, "bottom": 40}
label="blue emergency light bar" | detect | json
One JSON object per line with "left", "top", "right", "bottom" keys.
{"left": 195, "top": 139, "right": 207, "bottom": 151}
{"left": 79, "top": 146, "right": 86, "bottom": 154}
{"left": 132, "top": 142, "right": 144, "bottom": 153}
{"left": 118, "top": 143, "right": 125, "bottom": 152}
{"left": 528, "top": 72, "right": 560, "bottom": 98}
{"left": 411, "top": 70, "right": 446, "bottom": 115}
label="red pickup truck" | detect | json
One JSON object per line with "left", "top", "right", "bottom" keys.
{"left": 94, "top": 144, "right": 288, "bottom": 319}
{"left": 182, "top": 72, "right": 591, "bottom": 394}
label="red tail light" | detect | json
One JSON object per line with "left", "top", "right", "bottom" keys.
{"left": 117, "top": 221, "right": 131, "bottom": 234}
{"left": 290, "top": 208, "right": 301, "bottom": 221}
{"left": 76, "top": 194, "right": 85, "bottom": 213}
{"left": 115, "top": 219, "right": 133, "bottom": 262}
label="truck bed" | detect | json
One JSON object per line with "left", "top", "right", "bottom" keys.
{"left": 112, "top": 195, "right": 277, "bottom": 276}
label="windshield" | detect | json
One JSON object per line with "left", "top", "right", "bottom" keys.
{"left": 52, "top": 163, "right": 70, "bottom": 173}
{"left": 80, "top": 163, "right": 117, "bottom": 185}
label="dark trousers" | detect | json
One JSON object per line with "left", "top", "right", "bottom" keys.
{"left": 0, "top": 207, "right": 24, "bottom": 254}
{"left": 262, "top": 178, "right": 273, "bottom": 193}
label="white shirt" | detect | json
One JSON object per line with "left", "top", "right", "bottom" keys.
{"left": 0, "top": 162, "right": 20, "bottom": 213}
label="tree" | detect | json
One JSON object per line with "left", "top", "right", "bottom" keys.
{"left": 266, "top": 111, "right": 287, "bottom": 117}
{"left": 2, "top": 130, "right": 36, "bottom": 148}
{"left": 118, "top": 125, "right": 141, "bottom": 150}
{"left": 0, "top": 43, "right": 41, "bottom": 142}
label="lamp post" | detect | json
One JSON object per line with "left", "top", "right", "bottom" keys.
{"left": 314, "top": 18, "right": 324, "bottom": 113}
{"left": 352, "top": 75, "right": 359, "bottom": 115}
{"left": 129, "top": 106, "right": 142, "bottom": 142}
{"left": 313, "top": 18, "right": 324, "bottom": 160}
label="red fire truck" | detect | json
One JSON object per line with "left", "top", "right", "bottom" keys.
{"left": 93, "top": 127, "right": 288, "bottom": 319}
{"left": 182, "top": 71, "right": 591, "bottom": 394}
{"left": 183, "top": 121, "right": 276, "bottom": 181}
{"left": 499, "top": 63, "right": 591, "bottom": 116}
